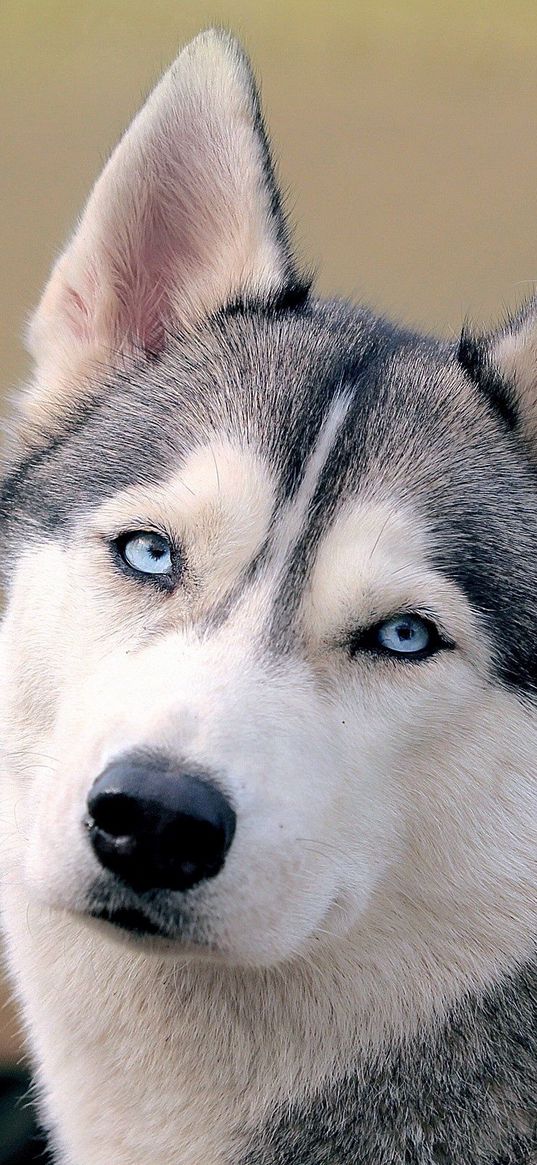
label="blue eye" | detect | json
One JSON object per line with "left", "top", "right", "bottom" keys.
{"left": 376, "top": 614, "right": 433, "bottom": 656}
{"left": 351, "top": 613, "right": 445, "bottom": 660}
{"left": 116, "top": 531, "right": 173, "bottom": 578}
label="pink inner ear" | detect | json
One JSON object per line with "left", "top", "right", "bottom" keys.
{"left": 97, "top": 176, "right": 201, "bottom": 357}
{"left": 30, "top": 32, "right": 293, "bottom": 370}
{"left": 63, "top": 284, "right": 92, "bottom": 344}
{"left": 130, "top": 205, "right": 180, "bottom": 356}
{"left": 81, "top": 86, "right": 264, "bottom": 358}
{"left": 112, "top": 258, "right": 171, "bottom": 357}
{"left": 67, "top": 244, "right": 173, "bottom": 358}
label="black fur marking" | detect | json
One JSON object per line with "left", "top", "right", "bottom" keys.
{"left": 269, "top": 326, "right": 404, "bottom": 644}
{"left": 239, "top": 960, "right": 537, "bottom": 1165}
{"left": 3, "top": 299, "right": 537, "bottom": 697}
{"left": 0, "top": 404, "right": 95, "bottom": 514}
{"left": 457, "top": 328, "right": 519, "bottom": 431}
{"left": 90, "top": 907, "right": 163, "bottom": 937}
{"left": 225, "top": 29, "right": 300, "bottom": 282}
{"left": 0, "top": 393, "right": 107, "bottom": 551}
{"left": 221, "top": 278, "right": 313, "bottom": 319}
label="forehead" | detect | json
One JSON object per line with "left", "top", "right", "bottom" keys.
{"left": 3, "top": 297, "right": 537, "bottom": 691}
{"left": 1, "top": 297, "right": 528, "bottom": 530}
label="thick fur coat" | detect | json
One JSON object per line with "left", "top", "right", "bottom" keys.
{"left": 0, "top": 30, "right": 535, "bottom": 1165}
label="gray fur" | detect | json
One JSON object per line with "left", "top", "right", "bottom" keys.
{"left": 3, "top": 300, "right": 537, "bottom": 691}
{"left": 241, "top": 959, "right": 537, "bottom": 1164}
{"left": 1, "top": 29, "right": 536, "bottom": 1165}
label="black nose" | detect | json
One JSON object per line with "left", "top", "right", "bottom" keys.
{"left": 85, "top": 753, "right": 236, "bottom": 893}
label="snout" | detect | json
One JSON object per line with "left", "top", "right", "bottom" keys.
{"left": 85, "top": 752, "right": 236, "bottom": 893}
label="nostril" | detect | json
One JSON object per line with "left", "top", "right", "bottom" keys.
{"left": 169, "top": 818, "right": 226, "bottom": 875}
{"left": 87, "top": 790, "right": 144, "bottom": 839}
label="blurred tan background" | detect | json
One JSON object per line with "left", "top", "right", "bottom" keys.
{"left": 1, "top": 0, "right": 537, "bottom": 1064}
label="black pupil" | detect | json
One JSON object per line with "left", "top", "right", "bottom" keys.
{"left": 149, "top": 539, "right": 166, "bottom": 560}
{"left": 397, "top": 622, "right": 413, "bottom": 641}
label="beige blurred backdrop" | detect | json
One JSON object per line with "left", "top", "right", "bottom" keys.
{"left": 1, "top": 0, "right": 536, "bottom": 1060}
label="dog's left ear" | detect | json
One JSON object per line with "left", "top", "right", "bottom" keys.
{"left": 23, "top": 29, "right": 302, "bottom": 428}
{"left": 458, "top": 299, "right": 537, "bottom": 450}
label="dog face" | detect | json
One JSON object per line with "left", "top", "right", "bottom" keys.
{"left": 1, "top": 30, "right": 536, "bottom": 971}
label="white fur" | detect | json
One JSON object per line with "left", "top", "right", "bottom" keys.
{"left": 1, "top": 28, "right": 536, "bottom": 1165}
{"left": 1, "top": 452, "right": 536, "bottom": 1162}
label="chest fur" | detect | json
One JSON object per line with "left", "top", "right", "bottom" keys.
{"left": 240, "top": 962, "right": 537, "bottom": 1165}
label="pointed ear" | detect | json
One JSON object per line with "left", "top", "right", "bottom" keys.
{"left": 25, "top": 29, "right": 300, "bottom": 424}
{"left": 458, "top": 298, "right": 537, "bottom": 449}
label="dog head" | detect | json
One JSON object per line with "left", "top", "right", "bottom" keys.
{"left": 1, "top": 30, "right": 535, "bottom": 974}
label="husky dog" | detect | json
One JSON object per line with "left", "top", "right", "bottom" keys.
{"left": 0, "top": 28, "right": 535, "bottom": 1165}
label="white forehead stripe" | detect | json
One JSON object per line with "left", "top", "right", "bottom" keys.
{"left": 269, "top": 393, "right": 352, "bottom": 574}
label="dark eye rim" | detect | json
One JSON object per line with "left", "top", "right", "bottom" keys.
{"left": 346, "top": 613, "right": 455, "bottom": 662}
{"left": 111, "top": 529, "right": 180, "bottom": 591}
